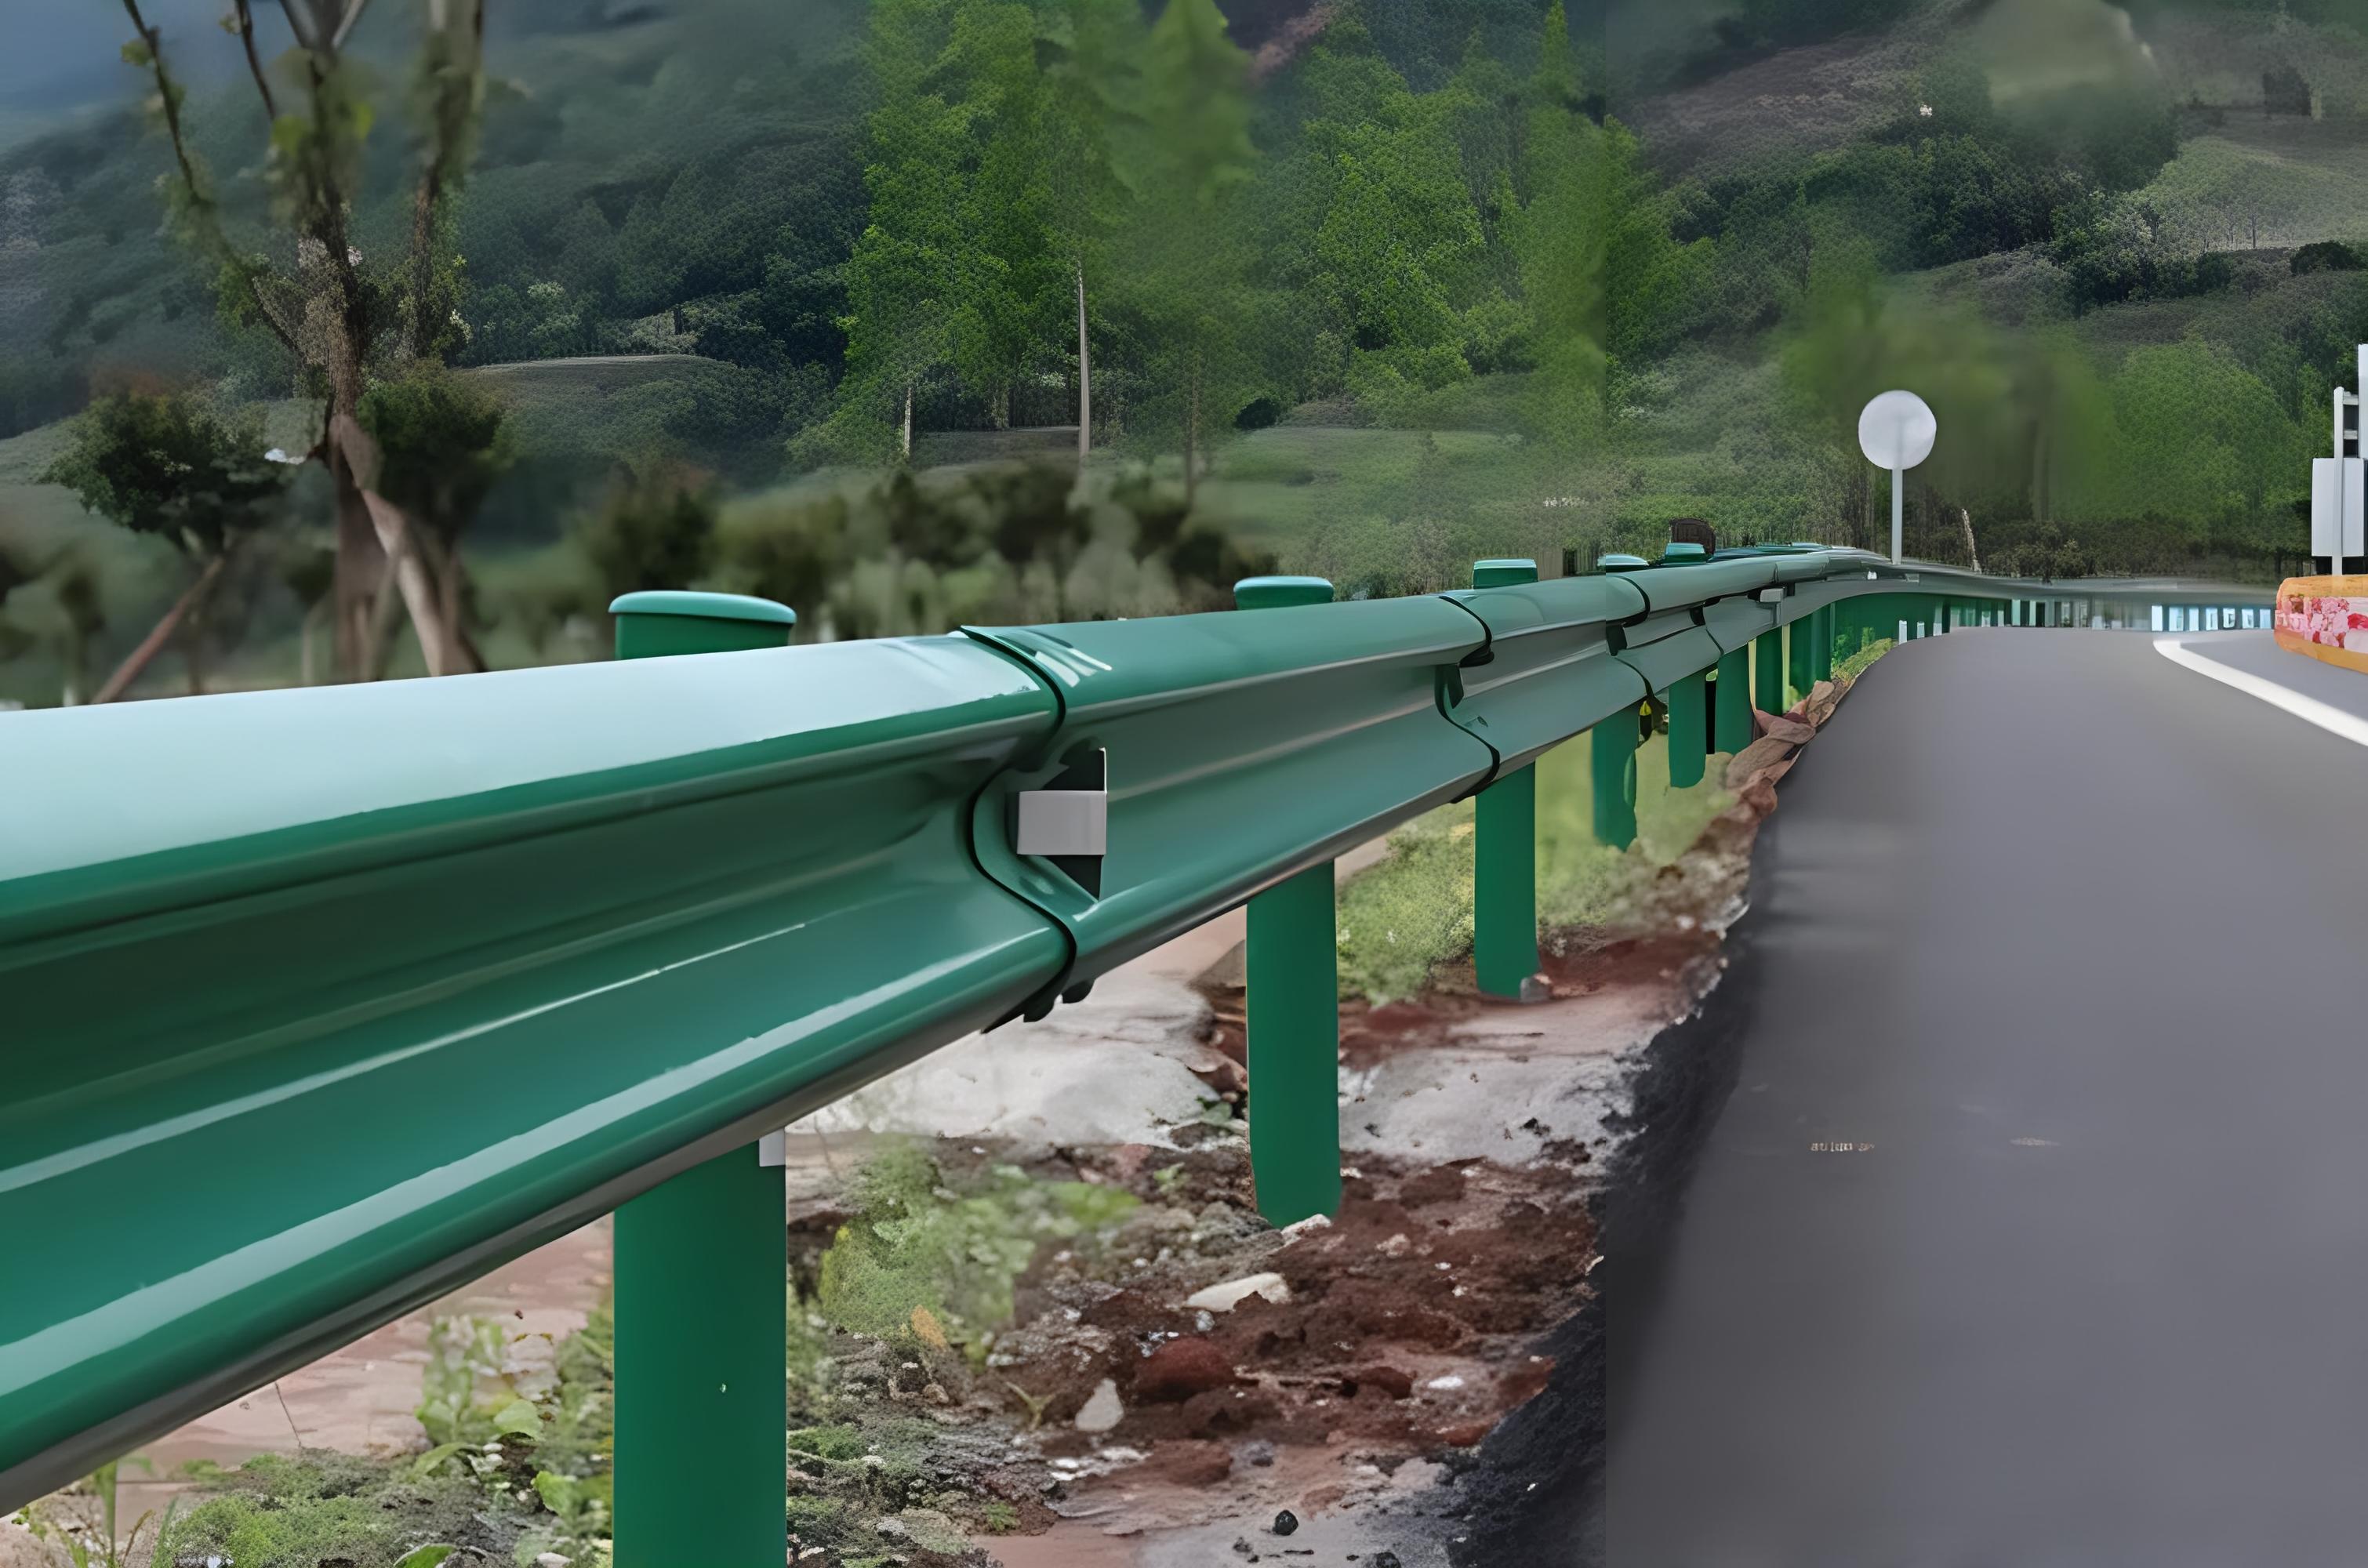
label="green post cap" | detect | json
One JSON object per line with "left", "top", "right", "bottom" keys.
{"left": 608, "top": 590, "right": 796, "bottom": 659}
{"left": 1660, "top": 543, "right": 1709, "bottom": 563}
{"left": 1234, "top": 575, "right": 1335, "bottom": 610}
{"left": 1599, "top": 554, "right": 1651, "bottom": 572}
{"left": 1472, "top": 558, "right": 1538, "bottom": 588}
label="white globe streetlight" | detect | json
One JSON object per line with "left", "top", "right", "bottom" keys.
{"left": 1858, "top": 390, "right": 1938, "bottom": 565}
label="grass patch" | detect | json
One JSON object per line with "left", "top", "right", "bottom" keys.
{"left": 1336, "top": 725, "right": 1735, "bottom": 1004}
{"left": 815, "top": 1141, "right": 1137, "bottom": 1346}
{"left": 1333, "top": 635, "right": 1894, "bottom": 1004}
{"left": 1835, "top": 636, "right": 1894, "bottom": 683}
{"left": 155, "top": 1454, "right": 493, "bottom": 1568}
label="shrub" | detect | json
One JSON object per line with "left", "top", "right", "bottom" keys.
{"left": 2293, "top": 241, "right": 2367, "bottom": 276}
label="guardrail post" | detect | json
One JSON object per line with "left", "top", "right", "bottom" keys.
{"left": 1235, "top": 575, "right": 1343, "bottom": 1227}
{"left": 1752, "top": 625, "right": 1783, "bottom": 715}
{"left": 1811, "top": 604, "right": 1833, "bottom": 684}
{"left": 1785, "top": 613, "right": 1811, "bottom": 705}
{"left": 1591, "top": 704, "right": 1640, "bottom": 849}
{"left": 1469, "top": 560, "right": 1542, "bottom": 1001}
{"left": 608, "top": 590, "right": 796, "bottom": 1568}
{"left": 1668, "top": 670, "right": 1707, "bottom": 789}
{"left": 1713, "top": 647, "right": 1751, "bottom": 752}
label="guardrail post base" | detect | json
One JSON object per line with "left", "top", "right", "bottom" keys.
{"left": 616, "top": 1149, "right": 788, "bottom": 1568}
{"left": 1469, "top": 559, "right": 1542, "bottom": 1001}
{"left": 1474, "top": 764, "right": 1538, "bottom": 996}
{"left": 1752, "top": 626, "right": 1783, "bottom": 716}
{"left": 1236, "top": 576, "right": 1343, "bottom": 1227}
{"left": 608, "top": 590, "right": 796, "bottom": 1568}
{"left": 1713, "top": 648, "right": 1751, "bottom": 752}
{"left": 1591, "top": 710, "right": 1639, "bottom": 850}
{"left": 1667, "top": 670, "right": 1707, "bottom": 789}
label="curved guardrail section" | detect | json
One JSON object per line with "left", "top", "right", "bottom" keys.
{"left": 0, "top": 547, "right": 2274, "bottom": 1514}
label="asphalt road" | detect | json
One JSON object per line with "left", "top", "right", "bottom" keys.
{"left": 1606, "top": 627, "right": 2368, "bottom": 1566}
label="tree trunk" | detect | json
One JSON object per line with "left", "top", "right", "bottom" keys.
{"left": 365, "top": 512, "right": 421, "bottom": 681}
{"left": 336, "top": 413, "right": 456, "bottom": 676}
{"left": 902, "top": 381, "right": 913, "bottom": 462}
{"left": 2031, "top": 420, "right": 2049, "bottom": 529}
{"left": 63, "top": 628, "right": 87, "bottom": 706}
{"left": 330, "top": 449, "right": 384, "bottom": 680}
{"left": 1077, "top": 263, "right": 1091, "bottom": 466}
{"left": 1184, "top": 361, "right": 1200, "bottom": 510}
{"left": 1959, "top": 507, "right": 1981, "bottom": 574}
{"left": 417, "top": 528, "right": 484, "bottom": 674}
{"left": 184, "top": 606, "right": 207, "bottom": 696}
{"left": 301, "top": 599, "right": 323, "bottom": 684}
{"left": 93, "top": 554, "right": 229, "bottom": 704}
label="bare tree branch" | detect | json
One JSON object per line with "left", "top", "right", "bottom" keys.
{"left": 274, "top": 0, "right": 318, "bottom": 54}
{"left": 92, "top": 554, "right": 231, "bottom": 705}
{"left": 120, "top": 0, "right": 202, "bottom": 207}
{"left": 231, "top": 0, "right": 278, "bottom": 119}
{"left": 121, "top": 0, "right": 303, "bottom": 355}
{"left": 331, "top": 0, "right": 372, "bottom": 53}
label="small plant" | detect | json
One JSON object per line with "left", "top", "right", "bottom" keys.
{"left": 814, "top": 1145, "right": 1138, "bottom": 1343}
{"left": 151, "top": 1453, "right": 473, "bottom": 1568}
{"left": 28, "top": 1458, "right": 174, "bottom": 1568}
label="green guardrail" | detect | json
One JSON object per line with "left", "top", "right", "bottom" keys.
{"left": 0, "top": 549, "right": 2269, "bottom": 1556}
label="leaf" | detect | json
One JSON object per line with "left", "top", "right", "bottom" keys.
{"left": 120, "top": 38, "right": 153, "bottom": 68}
{"left": 531, "top": 1469, "right": 579, "bottom": 1518}
{"left": 409, "top": 1441, "right": 468, "bottom": 1479}
{"left": 393, "top": 1547, "right": 458, "bottom": 1568}
{"left": 492, "top": 1398, "right": 543, "bottom": 1438}
{"left": 909, "top": 1306, "right": 949, "bottom": 1350}
{"left": 269, "top": 114, "right": 311, "bottom": 160}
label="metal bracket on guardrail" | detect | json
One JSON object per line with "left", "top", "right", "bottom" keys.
{"left": 1011, "top": 747, "right": 1107, "bottom": 895}
{"left": 1756, "top": 587, "right": 1785, "bottom": 604}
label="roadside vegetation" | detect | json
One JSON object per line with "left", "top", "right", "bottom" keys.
{"left": 1, "top": 0, "right": 2359, "bottom": 705}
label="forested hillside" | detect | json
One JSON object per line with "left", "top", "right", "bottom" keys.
{"left": 1, "top": 0, "right": 2363, "bottom": 704}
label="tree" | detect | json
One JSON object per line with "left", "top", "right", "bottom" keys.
{"left": 945, "top": 0, "right": 1058, "bottom": 432}
{"left": 1129, "top": 0, "right": 1260, "bottom": 505}
{"left": 572, "top": 458, "right": 722, "bottom": 612}
{"left": 2108, "top": 341, "right": 2306, "bottom": 535}
{"left": 360, "top": 364, "right": 515, "bottom": 672}
{"left": 404, "top": 0, "right": 488, "bottom": 362}
{"left": 276, "top": 535, "right": 336, "bottom": 685}
{"left": 1282, "top": 17, "right": 1489, "bottom": 415}
{"left": 42, "top": 389, "right": 288, "bottom": 700}
{"left": 1036, "top": 0, "right": 1145, "bottom": 462}
{"left": 116, "top": 0, "right": 487, "bottom": 679}
{"left": 50, "top": 557, "right": 107, "bottom": 707}
{"left": 1508, "top": 0, "right": 1607, "bottom": 456}
{"left": 824, "top": 0, "right": 968, "bottom": 464}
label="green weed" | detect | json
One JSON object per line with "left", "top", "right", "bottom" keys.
{"left": 815, "top": 1143, "right": 1137, "bottom": 1344}
{"left": 1336, "top": 728, "right": 1734, "bottom": 1004}
{"left": 153, "top": 1454, "right": 478, "bottom": 1568}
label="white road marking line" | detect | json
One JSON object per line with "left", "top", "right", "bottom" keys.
{"left": 2152, "top": 636, "right": 2368, "bottom": 750}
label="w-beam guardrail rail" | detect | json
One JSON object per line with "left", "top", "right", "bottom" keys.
{"left": 0, "top": 549, "right": 2270, "bottom": 1561}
